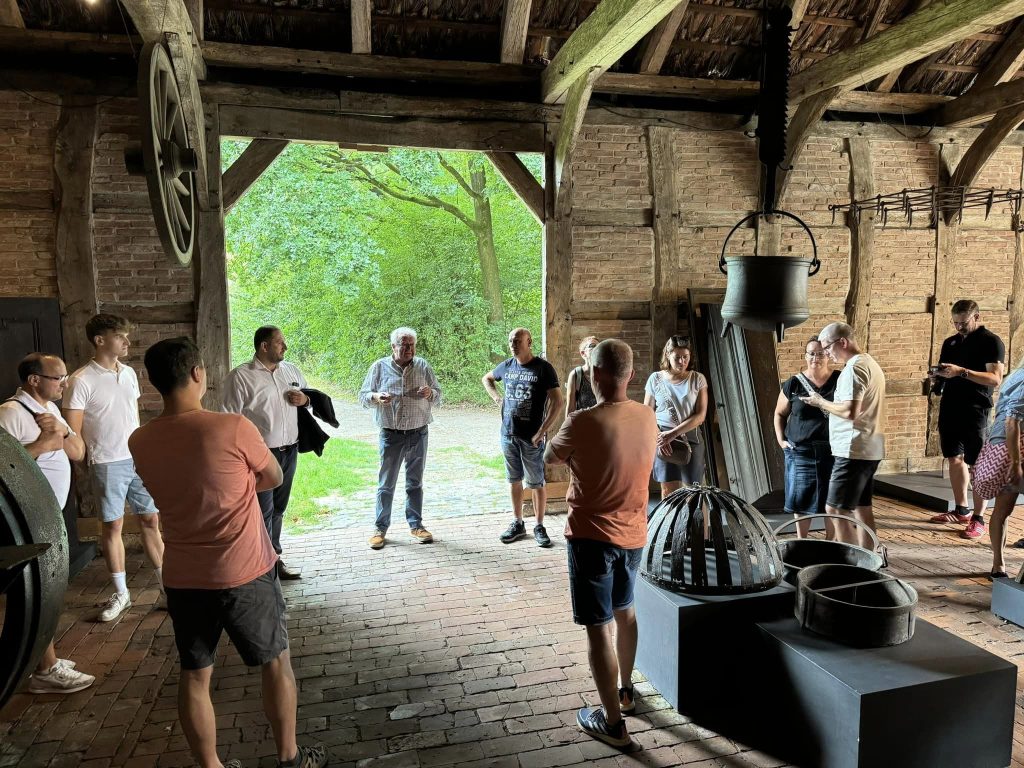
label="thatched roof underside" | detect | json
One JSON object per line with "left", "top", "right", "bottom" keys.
{"left": 12, "top": 0, "right": 1024, "bottom": 97}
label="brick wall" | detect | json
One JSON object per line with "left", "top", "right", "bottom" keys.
{"left": 570, "top": 226, "right": 653, "bottom": 302}
{"left": 0, "top": 90, "right": 59, "bottom": 297}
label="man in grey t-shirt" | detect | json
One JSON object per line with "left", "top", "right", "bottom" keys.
{"left": 800, "top": 322, "right": 886, "bottom": 548}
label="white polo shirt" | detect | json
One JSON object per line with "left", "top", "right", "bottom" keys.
{"left": 64, "top": 360, "right": 141, "bottom": 465}
{"left": 0, "top": 390, "right": 73, "bottom": 507}
{"left": 222, "top": 357, "right": 308, "bottom": 449}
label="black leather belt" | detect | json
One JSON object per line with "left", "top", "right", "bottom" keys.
{"left": 383, "top": 427, "right": 425, "bottom": 434}
{"left": 269, "top": 443, "right": 298, "bottom": 453}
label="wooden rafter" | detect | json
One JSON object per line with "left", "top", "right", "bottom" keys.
{"left": 0, "top": 0, "right": 24, "bottom": 28}
{"left": 351, "top": 0, "right": 371, "bottom": 54}
{"left": 790, "top": 0, "right": 1024, "bottom": 101}
{"left": 222, "top": 139, "right": 289, "bottom": 212}
{"left": 859, "top": 0, "right": 890, "bottom": 41}
{"left": 554, "top": 67, "right": 601, "bottom": 208}
{"left": 787, "top": 0, "right": 812, "bottom": 30}
{"left": 972, "top": 17, "right": 1024, "bottom": 91}
{"left": 772, "top": 87, "right": 842, "bottom": 210}
{"left": 949, "top": 103, "right": 1024, "bottom": 189}
{"left": 485, "top": 152, "right": 544, "bottom": 223}
{"left": 935, "top": 77, "right": 1024, "bottom": 126}
{"left": 500, "top": 0, "right": 532, "bottom": 64}
{"left": 541, "top": 0, "right": 687, "bottom": 103}
{"left": 636, "top": 1, "right": 688, "bottom": 75}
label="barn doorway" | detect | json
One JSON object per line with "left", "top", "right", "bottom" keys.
{"left": 222, "top": 141, "right": 544, "bottom": 532}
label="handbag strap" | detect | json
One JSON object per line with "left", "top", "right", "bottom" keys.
{"left": 656, "top": 373, "right": 698, "bottom": 442}
{"left": 793, "top": 373, "right": 817, "bottom": 397}
{"left": 5, "top": 397, "right": 38, "bottom": 417}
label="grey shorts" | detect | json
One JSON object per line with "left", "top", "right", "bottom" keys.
{"left": 91, "top": 459, "right": 158, "bottom": 523}
{"left": 165, "top": 566, "right": 288, "bottom": 670}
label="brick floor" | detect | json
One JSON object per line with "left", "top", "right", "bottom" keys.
{"left": 3, "top": 495, "right": 1024, "bottom": 767}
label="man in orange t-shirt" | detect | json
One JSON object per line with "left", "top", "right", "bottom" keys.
{"left": 545, "top": 339, "right": 657, "bottom": 749}
{"left": 129, "top": 337, "right": 326, "bottom": 768}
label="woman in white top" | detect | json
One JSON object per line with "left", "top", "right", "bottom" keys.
{"left": 644, "top": 336, "right": 709, "bottom": 498}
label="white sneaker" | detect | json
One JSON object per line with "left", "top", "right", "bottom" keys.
{"left": 55, "top": 658, "right": 76, "bottom": 670}
{"left": 155, "top": 591, "right": 167, "bottom": 611}
{"left": 98, "top": 592, "right": 131, "bottom": 622}
{"left": 28, "top": 664, "right": 95, "bottom": 694}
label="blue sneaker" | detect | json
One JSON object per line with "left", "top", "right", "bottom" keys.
{"left": 577, "top": 706, "right": 630, "bottom": 747}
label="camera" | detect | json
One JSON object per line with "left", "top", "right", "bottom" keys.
{"left": 928, "top": 365, "right": 946, "bottom": 375}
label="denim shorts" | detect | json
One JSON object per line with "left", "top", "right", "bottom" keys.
{"left": 567, "top": 539, "right": 643, "bottom": 626}
{"left": 91, "top": 459, "right": 158, "bottom": 523}
{"left": 501, "top": 435, "right": 546, "bottom": 489}
{"left": 165, "top": 566, "right": 288, "bottom": 670}
{"left": 826, "top": 457, "right": 881, "bottom": 511}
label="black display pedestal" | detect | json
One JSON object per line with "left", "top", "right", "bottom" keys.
{"left": 754, "top": 617, "right": 1016, "bottom": 768}
{"left": 991, "top": 576, "right": 1024, "bottom": 627}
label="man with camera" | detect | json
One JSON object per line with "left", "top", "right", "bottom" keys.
{"left": 928, "top": 300, "right": 1005, "bottom": 538}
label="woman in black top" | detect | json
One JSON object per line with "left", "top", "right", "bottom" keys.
{"left": 773, "top": 337, "right": 839, "bottom": 537}
{"left": 565, "top": 335, "right": 599, "bottom": 416}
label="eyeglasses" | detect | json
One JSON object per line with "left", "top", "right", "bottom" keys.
{"left": 36, "top": 374, "right": 68, "bottom": 383}
{"left": 805, "top": 352, "right": 827, "bottom": 359}
{"left": 950, "top": 316, "right": 978, "bottom": 328}
{"left": 820, "top": 339, "right": 839, "bottom": 352}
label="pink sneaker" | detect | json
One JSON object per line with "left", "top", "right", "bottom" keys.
{"left": 929, "top": 511, "right": 971, "bottom": 524}
{"left": 961, "top": 519, "right": 987, "bottom": 539}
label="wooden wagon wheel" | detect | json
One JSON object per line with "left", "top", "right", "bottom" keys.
{"left": 126, "top": 42, "right": 197, "bottom": 266}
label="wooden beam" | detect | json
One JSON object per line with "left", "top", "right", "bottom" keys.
{"left": 570, "top": 301, "right": 651, "bottom": 321}
{"left": 184, "top": 0, "right": 203, "bottom": 40}
{"left": 100, "top": 302, "right": 196, "bottom": 325}
{"left": 119, "top": 0, "right": 205, "bottom": 78}
{"left": 554, "top": 68, "right": 600, "bottom": 206}
{"left": 774, "top": 86, "right": 843, "bottom": 209}
{"left": 935, "top": 77, "right": 1024, "bottom": 127}
{"left": 351, "top": 0, "right": 371, "bottom": 54}
{"left": 194, "top": 104, "right": 230, "bottom": 410}
{"left": 787, "top": 0, "right": 812, "bottom": 30}
{"left": 844, "top": 137, "right": 875, "bottom": 338}
{"left": 973, "top": 18, "right": 1024, "bottom": 91}
{"left": 202, "top": 40, "right": 538, "bottom": 86}
{"left": 500, "top": 0, "right": 532, "bottom": 64}
{"left": 0, "top": 28, "right": 136, "bottom": 56}
{"left": 949, "top": 103, "right": 1024, "bottom": 189}
{"left": 542, "top": 125, "right": 573, "bottom": 421}
{"left": 541, "top": 0, "right": 687, "bottom": 103}
{"left": 54, "top": 101, "right": 99, "bottom": 372}
{"left": 860, "top": 0, "right": 891, "bottom": 42}
{"left": 647, "top": 126, "right": 681, "bottom": 371}
{"left": 221, "top": 139, "right": 289, "bottom": 212}
{"left": 0, "top": 0, "right": 24, "bottom": 28}
{"left": 485, "top": 152, "right": 544, "bottom": 224}
{"left": 574, "top": 207, "right": 653, "bottom": 227}
{"left": 789, "top": 0, "right": 1024, "bottom": 101}
{"left": 636, "top": 1, "right": 688, "bottom": 74}
{"left": 218, "top": 105, "right": 545, "bottom": 152}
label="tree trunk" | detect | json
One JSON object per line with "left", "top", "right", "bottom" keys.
{"left": 470, "top": 161, "right": 505, "bottom": 327}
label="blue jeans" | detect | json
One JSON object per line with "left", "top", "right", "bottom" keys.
{"left": 375, "top": 427, "right": 428, "bottom": 532}
{"left": 501, "top": 435, "right": 546, "bottom": 489}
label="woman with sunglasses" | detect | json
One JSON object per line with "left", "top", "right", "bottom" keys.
{"left": 643, "top": 336, "right": 708, "bottom": 498}
{"left": 565, "top": 336, "right": 600, "bottom": 417}
{"left": 773, "top": 337, "right": 839, "bottom": 537}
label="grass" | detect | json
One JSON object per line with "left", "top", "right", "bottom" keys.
{"left": 286, "top": 438, "right": 379, "bottom": 529}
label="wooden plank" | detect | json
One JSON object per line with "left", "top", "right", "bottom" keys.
{"left": 936, "top": 77, "right": 1024, "bottom": 128}
{"left": 0, "top": 190, "right": 51, "bottom": 211}
{"left": 485, "top": 152, "right": 544, "bottom": 224}
{"left": 949, "top": 103, "right": 1024, "bottom": 190}
{"left": 201, "top": 81, "right": 342, "bottom": 111}
{"left": 973, "top": 18, "right": 1024, "bottom": 91}
{"left": 647, "top": 126, "right": 681, "bottom": 371}
{"left": 789, "top": 0, "right": 1024, "bottom": 101}
{"left": 0, "top": 28, "right": 136, "bottom": 56}
{"left": 637, "top": 2, "right": 688, "bottom": 74}
{"left": 219, "top": 105, "right": 545, "bottom": 152}
{"left": 165, "top": 31, "right": 209, "bottom": 207}
{"left": 541, "top": 0, "right": 687, "bottom": 103}
{"left": 574, "top": 208, "right": 654, "bottom": 227}
{"left": 788, "top": 0, "right": 812, "bottom": 29}
{"left": 500, "top": 0, "right": 533, "bottom": 64}
{"left": 101, "top": 302, "right": 196, "bottom": 325}
{"left": 554, "top": 68, "right": 600, "bottom": 205}
{"left": 194, "top": 104, "right": 230, "bottom": 411}
{"left": 570, "top": 301, "right": 651, "bottom": 320}
{"left": 202, "top": 40, "right": 539, "bottom": 86}
{"left": 222, "top": 139, "right": 289, "bottom": 212}
{"left": 1011, "top": 148, "right": 1024, "bottom": 364}
{"left": 845, "top": 137, "right": 875, "bottom": 339}
{"left": 54, "top": 101, "right": 99, "bottom": 372}
{"left": 0, "top": 0, "right": 24, "bottom": 27}
{"left": 119, "top": 0, "right": 205, "bottom": 77}
{"left": 184, "top": 0, "right": 203, "bottom": 41}
{"left": 860, "top": 0, "right": 891, "bottom": 42}
{"left": 775, "top": 87, "right": 843, "bottom": 209}
{"left": 351, "top": 0, "right": 372, "bottom": 54}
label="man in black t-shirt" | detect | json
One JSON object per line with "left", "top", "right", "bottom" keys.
{"left": 482, "top": 328, "right": 563, "bottom": 548}
{"left": 928, "top": 299, "right": 1005, "bottom": 538}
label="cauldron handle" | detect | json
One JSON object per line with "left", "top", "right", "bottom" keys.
{"left": 772, "top": 513, "right": 881, "bottom": 554}
{"left": 719, "top": 209, "right": 820, "bottom": 276}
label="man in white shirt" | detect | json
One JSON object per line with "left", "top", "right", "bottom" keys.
{"left": 222, "top": 326, "right": 310, "bottom": 580}
{"left": 359, "top": 327, "right": 442, "bottom": 550}
{"left": 801, "top": 322, "right": 886, "bottom": 549}
{"left": 63, "top": 314, "right": 164, "bottom": 623}
{"left": 0, "top": 353, "right": 95, "bottom": 693}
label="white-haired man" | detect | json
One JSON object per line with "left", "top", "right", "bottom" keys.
{"left": 800, "top": 322, "right": 886, "bottom": 548}
{"left": 359, "top": 327, "right": 442, "bottom": 550}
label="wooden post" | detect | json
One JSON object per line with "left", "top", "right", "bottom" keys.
{"left": 54, "top": 100, "right": 99, "bottom": 371}
{"left": 647, "top": 126, "right": 680, "bottom": 370}
{"left": 1010, "top": 147, "right": 1024, "bottom": 365}
{"left": 844, "top": 137, "right": 875, "bottom": 338}
{"left": 194, "top": 104, "right": 231, "bottom": 409}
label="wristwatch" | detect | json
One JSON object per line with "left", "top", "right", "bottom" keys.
{"left": 960, "top": 369, "right": 969, "bottom": 378}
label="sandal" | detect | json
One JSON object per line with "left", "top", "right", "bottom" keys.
{"left": 988, "top": 570, "right": 1009, "bottom": 581}
{"left": 1012, "top": 538, "right": 1024, "bottom": 549}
